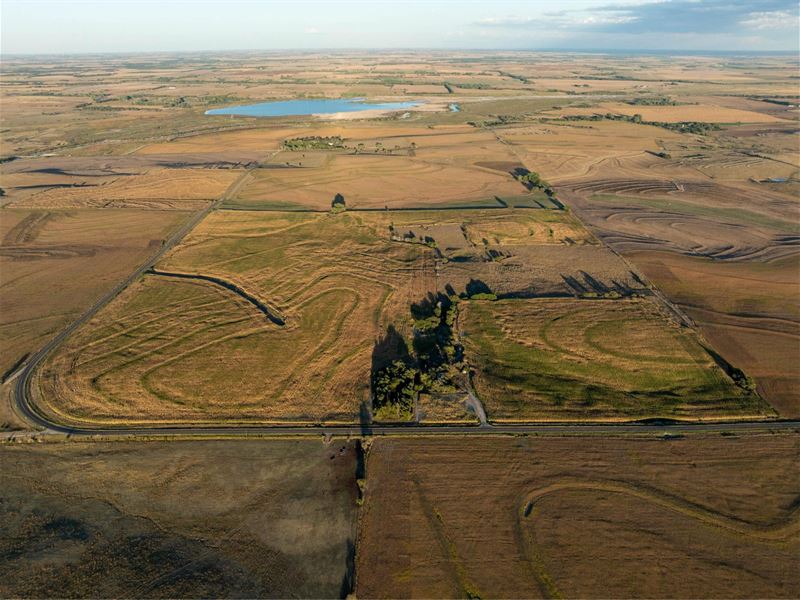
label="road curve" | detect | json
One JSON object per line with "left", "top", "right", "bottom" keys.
{"left": 8, "top": 169, "right": 800, "bottom": 439}
{"left": 11, "top": 171, "right": 250, "bottom": 435}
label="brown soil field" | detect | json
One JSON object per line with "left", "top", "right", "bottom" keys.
{"left": 357, "top": 433, "right": 800, "bottom": 599}
{"left": 10, "top": 168, "right": 241, "bottom": 210}
{"left": 35, "top": 211, "right": 437, "bottom": 425}
{"left": 630, "top": 250, "right": 800, "bottom": 418}
{"left": 0, "top": 439, "right": 359, "bottom": 598}
{"left": 0, "top": 208, "right": 188, "bottom": 382}
{"left": 461, "top": 297, "right": 764, "bottom": 422}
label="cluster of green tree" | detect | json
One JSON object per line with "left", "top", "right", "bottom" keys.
{"left": 513, "top": 168, "right": 556, "bottom": 197}
{"left": 557, "top": 113, "right": 721, "bottom": 135}
{"left": 351, "top": 141, "right": 414, "bottom": 155}
{"left": 447, "top": 82, "right": 492, "bottom": 89}
{"left": 371, "top": 360, "right": 418, "bottom": 418}
{"left": 371, "top": 293, "right": 464, "bottom": 419}
{"left": 658, "top": 121, "right": 721, "bottom": 134}
{"left": 283, "top": 136, "right": 345, "bottom": 151}
{"left": 756, "top": 97, "right": 797, "bottom": 106}
{"left": 467, "top": 115, "right": 519, "bottom": 128}
{"left": 626, "top": 96, "right": 679, "bottom": 106}
{"left": 498, "top": 71, "right": 530, "bottom": 84}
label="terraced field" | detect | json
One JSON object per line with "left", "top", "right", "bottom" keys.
{"left": 11, "top": 168, "right": 241, "bottom": 210}
{"left": 462, "top": 297, "right": 766, "bottom": 421}
{"left": 35, "top": 210, "right": 437, "bottom": 424}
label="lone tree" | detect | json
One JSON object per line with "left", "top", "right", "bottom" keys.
{"left": 332, "top": 193, "right": 346, "bottom": 211}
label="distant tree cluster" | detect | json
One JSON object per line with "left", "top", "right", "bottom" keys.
{"left": 283, "top": 136, "right": 344, "bottom": 151}
{"left": 626, "top": 96, "right": 679, "bottom": 106}
{"left": 513, "top": 168, "right": 555, "bottom": 197}
{"left": 556, "top": 113, "right": 721, "bottom": 135}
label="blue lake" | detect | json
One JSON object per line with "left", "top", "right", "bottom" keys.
{"left": 205, "top": 98, "right": 419, "bottom": 117}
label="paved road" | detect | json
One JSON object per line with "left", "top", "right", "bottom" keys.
{"left": 9, "top": 169, "right": 800, "bottom": 439}
{"left": 4, "top": 418, "right": 799, "bottom": 440}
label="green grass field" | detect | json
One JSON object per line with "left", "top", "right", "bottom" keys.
{"left": 462, "top": 297, "right": 768, "bottom": 421}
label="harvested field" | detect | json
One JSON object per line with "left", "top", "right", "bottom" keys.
{"left": 231, "top": 154, "right": 527, "bottom": 210}
{"left": 0, "top": 439, "right": 359, "bottom": 598}
{"left": 497, "top": 120, "right": 686, "bottom": 182}
{"left": 357, "top": 434, "right": 800, "bottom": 599}
{"left": 36, "top": 211, "right": 437, "bottom": 424}
{"left": 10, "top": 168, "right": 241, "bottom": 210}
{"left": 600, "top": 102, "right": 786, "bottom": 123}
{"left": 461, "top": 297, "right": 766, "bottom": 421}
{"left": 135, "top": 127, "right": 303, "bottom": 154}
{"left": 439, "top": 244, "right": 646, "bottom": 299}
{"left": 630, "top": 250, "right": 800, "bottom": 418}
{"left": 369, "top": 208, "right": 589, "bottom": 257}
{"left": 0, "top": 208, "right": 188, "bottom": 381}
{"left": 560, "top": 190, "right": 799, "bottom": 263}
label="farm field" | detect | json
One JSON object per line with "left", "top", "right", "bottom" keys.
{"left": 8, "top": 168, "right": 241, "bottom": 210}
{"left": 462, "top": 297, "right": 766, "bottom": 421}
{"left": 1, "top": 46, "right": 798, "bottom": 600}
{"left": 34, "top": 210, "right": 438, "bottom": 424}
{"left": 32, "top": 205, "right": 670, "bottom": 426}
{"left": 0, "top": 208, "right": 189, "bottom": 384}
{"left": 227, "top": 125, "right": 531, "bottom": 210}
{"left": 0, "top": 439, "right": 360, "bottom": 598}
{"left": 357, "top": 433, "right": 800, "bottom": 599}
{"left": 630, "top": 250, "right": 800, "bottom": 417}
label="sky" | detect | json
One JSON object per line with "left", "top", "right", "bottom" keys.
{"left": 2, "top": 0, "right": 798, "bottom": 55}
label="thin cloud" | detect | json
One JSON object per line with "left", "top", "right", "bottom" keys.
{"left": 740, "top": 10, "right": 798, "bottom": 30}
{"left": 303, "top": 26, "right": 321, "bottom": 35}
{"left": 476, "top": 0, "right": 799, "bottom": 35}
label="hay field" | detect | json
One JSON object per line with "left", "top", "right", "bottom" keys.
{"left": 357, "top": 434, "right": 800, "bottom": 599}
{"left": 462, "top": 298, "right": 765, "bottom": 421}
{"left": 0, "top": 439, "right": 359, "bottom": 598}
{"left": 0, "top": 208, "right": 188, "bottom": 379}
{"left": 36, "top": 211, "right": 436, "bottom": 424}
{"left": 631, "top": 250, "right": 800, "bottom": 418}
{"left": 600, "top": 102, "right": 786, "bottom": 124}
{"left": 10, "top": 168, "right": 241, "bottom": 210}
{"left": 497, "top": 120, "right": 685, "bottom": 183}
{"left": 231, "top": 154, "right": 526, "bottom": 210}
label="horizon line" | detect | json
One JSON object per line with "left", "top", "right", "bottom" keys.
{"left": 2, "top": 47, "right": 798, "bottom": 59}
